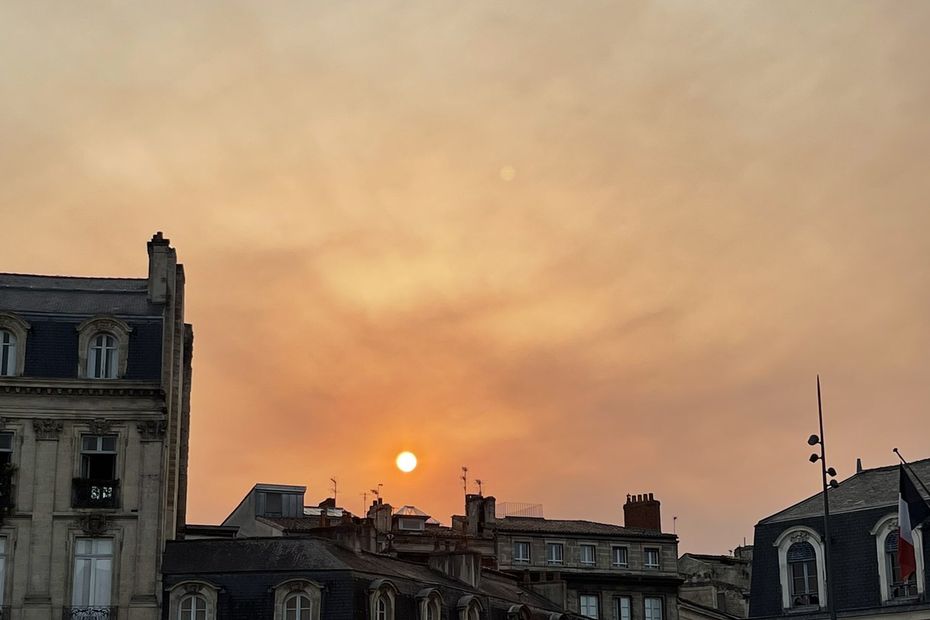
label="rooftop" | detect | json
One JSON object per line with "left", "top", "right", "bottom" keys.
{"left": 0, "top": 272, "right": 158, "bottom": 316}
{"left": 759, "top": 458, "right": 930, "bottom": 524}
{"left": 497, "top": 516, "right": 673, "bottom": 538}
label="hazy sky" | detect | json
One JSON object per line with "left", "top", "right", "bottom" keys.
{"left": 2, "top": 1, "right": 930, "bottom": 553}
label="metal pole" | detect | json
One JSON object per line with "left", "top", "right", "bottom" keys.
{"left": 817, "top": 376, "right": 838, "bottom": 620}
{"left": 893, "top": 448, "right": 930, "bottom": 498}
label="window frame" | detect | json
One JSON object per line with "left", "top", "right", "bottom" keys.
{"left": 644, "top": 596, "right": 664, "bottom": 620}
{"left": 168, "top": 581, "right": 218, "bottom": 620}
{"left": 70, "top": 537, "right": 115, "bottom": 609}
{"left": 546, "top": 541, "right": 564, "bottom": 565}
{"left": 579, "top": 543, "right": 597, "bottom": 566}
{"left": 773, "top": 526, "right": 827, "bottom": 610}
{"left": 616, "top": 596, "right": 632, "bottom": 620}
{"left": 76, "top": 316, "right": 132, "bottom": 380}
{"left": 579, "top": 593, "right": 599, "bottom": 619}
{"left": 369, "top": 579, "right": 397, "bottom": 620}
{"left": 611, "top": 546, "right": 629, "bottom": 568}
{"left": 871, "top": 514, "right": 925, "bottom": 603}
{"left": 274, "top": 578, "right": 323, "bottom": 620}
{"left": 0, "top": 313, "right": 29, "bottom": 378}
{"left": 417, "top": 588, "right": 443, "bottom": 620}
{"left": 643, "top": 547, "right": 661, "bottom": 570}
{"left": 179, "top": 593, "right": 209, "bottom": 620}
{"left": 513, "top": 540, "right": 531, "bottom": 564}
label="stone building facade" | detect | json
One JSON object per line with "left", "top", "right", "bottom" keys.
{"left": 0, "top": 233, "right": 192, "bottom": 620}
{"left": 678, "top": 548, "right": 751, "bottom": 618}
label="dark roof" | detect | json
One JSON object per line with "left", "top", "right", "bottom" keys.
{"left": 497, "top": 516, "right": 673, "bottom": 538}
{"left": 0, "top": 273, "right": 160, "bottom": 316}
{"left": 680, "top": 598, "right": 742, "bottom": 620}
{"left": 680, "top": 553, "right": 748, "bottom": 564}
{"left": 162, "top": 537, "right": 562, "bottom": 612}
{"left": 759, "top": 458, "right": 930, "bottom": 524}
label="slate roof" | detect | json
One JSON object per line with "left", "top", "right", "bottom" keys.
{"left": 162, "top": 537, "right": 563, "bottom": 612}
{"left": 0, "top": 273, "right": 160, "bottom": 316}
{"left": 496, "top": 516, "right": 673, "bottom": 538}
{"left": 759, "top": 458, "right": 930, "bottom": 524}
{"left": 395, "top": 505, "right": 431, "bottom": 517}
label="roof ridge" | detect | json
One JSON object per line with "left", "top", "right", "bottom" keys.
{"left": 0, "top": 272, "right": 146, "bottom": 281}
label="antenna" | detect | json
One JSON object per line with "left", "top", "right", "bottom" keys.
{"left": 475, "top": 479, "right": 484, "bottom": 496}
{"left": 330, "top": 477, "right": 337, "bottom": 504}
{"left": 461, "top": 466, "right": 468, "bottom": 495}
{"left": 360, "top": 491, "right": 368, "bottom": 514}
{"left": 673, "top": 515, "right": 678, "bottom": 534}
{"left": 370, "top": 483, "right": 383, "bottom": 500}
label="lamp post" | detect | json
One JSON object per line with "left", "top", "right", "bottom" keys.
{"left": 807, "top": 375, "right": 839, "bottom": 620}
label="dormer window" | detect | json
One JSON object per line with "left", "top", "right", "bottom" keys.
{"left": 0, "top": 313, "right": 29, "bottom": 377}
{"left": 77, "top": 317, "right": 132, "bottom": 380}
{"left": 89, "top": 333, "right": 118, "bottom": 379}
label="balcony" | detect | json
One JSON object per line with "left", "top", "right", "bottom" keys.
{"left": 71, "top": 478, "right": 120, "bottom": 509}
{"left": 62, "top": 608, "right": 118, "bottom": 620}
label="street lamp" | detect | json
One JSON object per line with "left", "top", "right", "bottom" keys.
{"left": 808, "top": 376, "right": 838, "bottom": 620}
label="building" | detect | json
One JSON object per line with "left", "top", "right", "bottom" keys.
{"left": 749, "top": 459, "right": 930, "bottom": 620}
{"left": 160, "top": 536, "right": 573, "bottom": 620}
{"left": 489, "top": 494, "right": 681, "bottom": 620}
{"left": 679, "top": 548, "right": 752, "bottom": 618}
{"left": 0, "top": 233, "right": 192, "bottom": 619}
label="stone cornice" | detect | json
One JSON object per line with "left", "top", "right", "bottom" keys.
{"left": 0, "top": 378, "right": 163, "bottom": 398}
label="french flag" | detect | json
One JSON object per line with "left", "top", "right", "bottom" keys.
{"left": 897, "top": 466, "right": 930, "bottom": 580}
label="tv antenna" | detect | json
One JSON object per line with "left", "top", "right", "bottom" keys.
{"left": 475, "top": 479, "right": 484, "bottom": 496}
{"left": 461, "top": 466, "right": 468, "bottom": 495}
{"left": 330, "top": 477, "right": 338, "bottom": 504}
{"left": 370, "top": 483, "right": 383, "bottom": 500}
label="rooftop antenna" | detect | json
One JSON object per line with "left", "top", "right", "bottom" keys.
{"left": 360, "top": 491, "right": 368, "bottom": 514}
{"left": 370, "top": 483, "right": 383, "bottom": 501}
{"left": 476, "top": 479, "right": 484, "bottom": 496}
{"left": 330, "top": 477, "right": 338, "bottom": 504}
{"left": 673, "top": 515, "right": 678, "bottom": 534}
{"left": 461, "top": 466, "right": 468, "bottom": 496}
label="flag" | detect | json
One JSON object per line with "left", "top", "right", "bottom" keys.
{"left": 897, "top": 466, "right": 930, "bottom": 581}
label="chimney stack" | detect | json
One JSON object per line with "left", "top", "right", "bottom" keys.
{"left": 147, "top": 231, "right": 176, "bottom": 304}
{"left": 624, "top": 492, "right": 662, "bottom": 532}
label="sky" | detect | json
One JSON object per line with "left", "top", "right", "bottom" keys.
{"left": 2, "top": 1, "right": 930, "bottom": 553}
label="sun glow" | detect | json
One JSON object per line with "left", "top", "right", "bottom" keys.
{"left": 396, "top": 451, "right": 418, "bottom": 473}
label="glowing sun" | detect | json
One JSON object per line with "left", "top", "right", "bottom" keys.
{"left": 396, "top": 451, "right": 418, "bottom": 473}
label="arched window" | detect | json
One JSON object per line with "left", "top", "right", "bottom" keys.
{"left": 417, "top": 588, "right": 443, "bottom": 620}
{"left": 369, "top": 580, "right": 397, "bottom": 620}
{"left": 457, "top": 595, "right": 482, "bottom": 620}
{"left": 273, "top": 579, "right": 322, "bottom": 620}
{"left": 285, "top": 593, "right": 312, "bottom": 620}
{"left": 77, "top": 317, "right": 132, "bottom": 380}
{"left": 88, "top": 333, "right": 118, "bottom": 379}
{"left": 0, "top": 330, "right": 16, "bottom": 377}
{"left": 885, "top": 532, "right": 918, "bottom": 599}
{"left": 787, "top": 542, "right": 819, "bottom": 607}
{"left": 179, "top": 594, "right": 208, "bottom": 620}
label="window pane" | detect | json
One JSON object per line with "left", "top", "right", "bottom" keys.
{"left": 82, "top": 436, "right": 98, "bottom": 452}
{"left": 0, "top": 433, "right": 12, "bottom": 452}
{"left": 101, "top": 436, "right": 117, "bottom": 452}
{"left": 618, "top": 597, "right": 631, "bottom": 620}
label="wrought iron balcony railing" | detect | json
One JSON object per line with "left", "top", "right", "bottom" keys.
{"left": 71, "top": 478, "right": 120, "bottom": 509}
{"left": 62, "top": 607, "right": 118, "bottom": 620}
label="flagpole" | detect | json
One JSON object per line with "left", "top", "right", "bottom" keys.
{"left": 893, "top": 448, "right": 930, "bottom": 498}
{"left": 816, "top": 376, "right": 838, "bottom": 620}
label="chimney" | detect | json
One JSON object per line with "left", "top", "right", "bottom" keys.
{"left": 624, "top": 492, "right": 662, "bottom": 532}
{"left": 367, "top": 499, "right": 392, "bottom": 533}
{"left": 465, "top": 494, "right": 496, "bottom": 536}
{"left": 856, "top": 458, "right": 863, "bottom": 474}
{"left": 147, "top": 232, "right": 177, "bottom": 304}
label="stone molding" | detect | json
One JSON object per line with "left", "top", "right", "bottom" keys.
{"left": 0, "top": 383, "right": 162, "bottom": 397}
{"left": 137, "top": 420, "right": 167, "bottom": 440}
{"left": 87, "top": 418, "right": 112, "bottom": 435}
{"left": 0, "top": 313, "right": 30, "bottom": 377}
{"left": 76, "top": 316, "right": 133, "bottom": 379}
{"left": 33, "top": 419, "right": 63, "bottom": 440}
{"left": 75, "top": 513, "right": 111, "bottom": 536}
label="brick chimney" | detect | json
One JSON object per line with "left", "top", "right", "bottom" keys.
{"left": 147, "top": 231, "right": 177, "bottom": 304}
{"left": 623, "top": 493, "right": 661, "bottom": 531}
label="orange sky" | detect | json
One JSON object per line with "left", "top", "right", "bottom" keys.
{"left": 2, "top": 1, "right": 930, "bottom": 553}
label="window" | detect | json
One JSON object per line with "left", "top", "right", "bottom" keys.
{"left": 71, "top": 538, "right": 113, "bottom": 612}
{"left": 285, "top": 594, "right": 312, "bottom": 620}
{"left": 513, "top": 541, "right": 530, "bottom": 563}
{"left": 0, "top": 433, "right": 12, "bottom": 468}
{"left": 179, "top": 595, "right": 208, "bottom": 620}
{"left": 787, "top": 542, "right": 819, "bottom": 607}
{"left": 644, "top": 597, "right": 663, "bottom": 620}
{"left": 419, "top": 590, "right": 442, "bottom": 620}
{"left": 644, "top": 547, "right": 660, "bottom": 569}
{"left": 170, "top": 582, "right": 218, "bottom": 620}
{"left": 369, "top": 580, "right": 396, "bottom": 620}
{"left": 88, "top": 333, "right": 118, "bottom": 379}
{"left": 461, "top": 598, "right": 481, "bottom": 620}
{"left": 274, "top": 579, "right": 322, "bottom": 620}
{"left": 546, "top": 542, "right": 564, "bottom": 565}
{"left": 265, "top": 492, "right": 283, "bottom": 517}
{"left": 616, "top": 597, "right": 631, "bottom": 620}
{"left": 612, "top": 546, "right": 628, "bottom": 567}
{"left": 0, "top": 331, "right": 16, "bottom": 376}
{"left": 884, "top": 533, "right": 918, "bottom": 599}
{"left": 580, "top": 594, "right": 599, "bottom": 619}
{"left": 398, "top": 517, "right": 425, "bottom": 531}
{"left": 81, "top": 435, "right": 117, "bottom": 480}
{"left": 580, "top": 544, "right": 597, "bottom": 566}
{"left": 77, "top": 317, "right": 131, "bottom": 380}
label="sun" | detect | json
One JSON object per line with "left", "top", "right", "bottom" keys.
{"left": 396, "top": 451, "right": 418, "bottom": 473}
